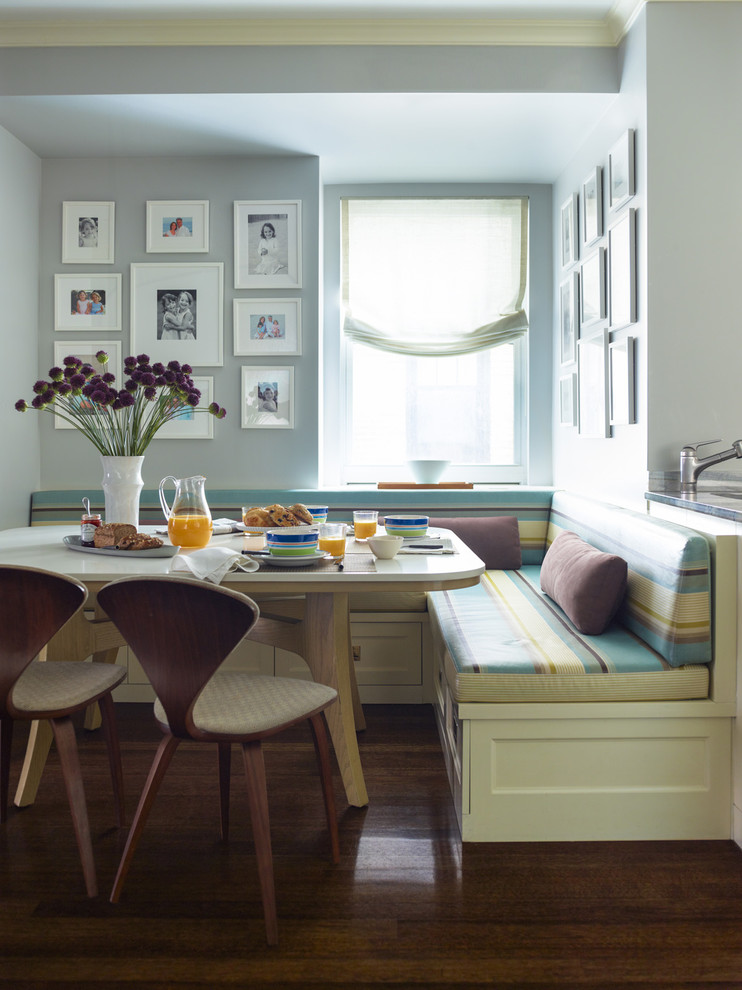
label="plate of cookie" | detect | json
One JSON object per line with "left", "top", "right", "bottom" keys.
{"left": 241, "top": 502, "right": 317, "bottom": 533}
{"left": 63, "top": 523, "right": 179, "bottom": 558}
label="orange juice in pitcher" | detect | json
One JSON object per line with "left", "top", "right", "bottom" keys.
{"left": 159, "top": 475, "right": 213, "bottom": 549}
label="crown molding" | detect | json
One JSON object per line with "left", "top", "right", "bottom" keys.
{"left": 0, "top": 15, "right": 617, "bottom": 48}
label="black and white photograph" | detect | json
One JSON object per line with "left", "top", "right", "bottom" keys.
{"left": 146, "top": 200, "right": 209, "bottom": 253}
{"left": 54, "top": 273, "right": 122, "bottom": 331}
{"left": 130, "top": 262, "right": 223, "bottom": 366}
{"left": 157, "top": 289, "right": 197, "bottom": 341}
{"left": 234, "top": 200, "right": 302, "bottom": 289}
{"left": 62, "top": 200, "right": 115, "bottom": 264}
{"left": 241, "top": 365, "right": 294, "bottom": 429}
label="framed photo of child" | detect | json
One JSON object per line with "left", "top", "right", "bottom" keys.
{"left": 241, "top": 366, "right": 294, "bottom": 429}
{"left": 233, "top": 298, "right": 302, "bottom": 356}
{"left": 62, "top": 201, "right": 115, "bottom": 264}
{"left": 130, "top": 262, "right": 224, "bottom": 367}
{"left": 54, "top": 273, "right": 122, "bottom": 331}
{"left": 234, "top": 200, "right": 302, "bottom": 289}
{"left": 146, "top": 200, "right": 209, "bottom": 253}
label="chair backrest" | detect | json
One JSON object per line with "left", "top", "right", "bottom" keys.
{"left": 0, "top": 565, "right": 87, "bottom": 717}
{"left": 97, "top": 576, "right": 260, "bottom": 738}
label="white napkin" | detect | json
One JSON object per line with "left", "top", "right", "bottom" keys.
{"left": 170, "top": 546, "right": 259, "bottom": 584}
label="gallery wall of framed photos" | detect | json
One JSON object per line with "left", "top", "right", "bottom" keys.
{"left": 558, "top": 128, "right": 638, "bottom": 436}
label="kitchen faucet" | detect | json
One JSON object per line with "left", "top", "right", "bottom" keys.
{"left": 679, "top": 439, "right": 742, "bottom": 493}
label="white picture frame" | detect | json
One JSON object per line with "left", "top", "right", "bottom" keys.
{"left": 52, "top": 340, "right": 122, "bottom": 430}
{"left": 146, "top": 200, "right": 209, "bottom": 253}
{"left": 581, "top": 166, "right": 603, "bottom": 246}
{"left": 241, "top": 365, "right": 294, "bottom": 429}
{"left": 154, "top": 376, "right": 215, "bottom": 439}
{"left": 608, "top": 129, "right": 636, "bottom": 212}
{"left": 580, "top": 247, "right": 606, "bottom": 328}
{"left": 609, "top": 336, "right": 636, "bottom": 426}
{"left": 130, "top": 262, "right": 224, "bottom": 367}
{"left": 233, "top": 298, "right": 302, "bottom": 356}
{"left": 54, "top": 273, "right": 122, "bottom": 332}
{"left": 609, "top": 208, "right": 637, "bottom": 328}
{"left": 559, "top": 373, "right": 577, "bottom": 426}
{"left": 62, "top": 201, "right": 115, "bottom": 264}
{"left": 560, "top": 193, "right": 578, "bottom": 269}
{"left": 578, "top": 328, "right": 610, "bottom": 438}
{"left": 559, "top": 271, "right": 579, "bottom": 366}
{"left": 234, "top": 200, "right": 302, "bottom": 289}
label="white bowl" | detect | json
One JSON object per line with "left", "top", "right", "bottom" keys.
{"left": 407, "top": 459, "right": 450, "bottom": 484}
{"left": 367, "top": 535, "right": 404, "bottom": 559}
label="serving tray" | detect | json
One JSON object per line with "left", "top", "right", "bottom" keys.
{"left": 63, "top": 535, "right": 179, "bottom": 559}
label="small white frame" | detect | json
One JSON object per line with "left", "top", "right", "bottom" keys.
{"left": 233, "top": 298, "right": 302, "bottom": 357}
{"left": 559, "top": 373, "right": 577, "bottom": 426}
{"left": 608, "top": 208, "right": 637, "bottom": 329}
{"left": 154, "top": 376, "right": 215, "bottom": 440}
{"left": 52, "top": 340, "right": 122, "bottom": 430}
{"left": 560, "top": 193, "right": 579, "bottom": 269}
{"left": 578, "top": 328, "right": 610, "bottom": 438}
{"left": 581, "top": 166, "right": 603, "bottom": 247}
{"left": 580, "top": 248, "right": 606, "bottom": 328}
{"left": 146, "top": 200, "right": 209, "bottom": 253}
{"left": 609, "top": 336, "right": 636, "bottom": 426}
{"left": 62, "top": 201, "right": 115, "bottom": 264}
{"left": 54, "top": 273, "right": 122, "bottom": 332}
{"left": 608, "top": 129, "right": 636, "bottom": 212}
{"left": 559, "top": 271, "right": 579, "bottom": 366}
{"left": 241, "top": 365, "right": 294, "bottom": 429}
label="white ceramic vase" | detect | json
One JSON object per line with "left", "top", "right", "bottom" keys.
{"left": 100, "top": 455, "right": 145, "bottom": 528}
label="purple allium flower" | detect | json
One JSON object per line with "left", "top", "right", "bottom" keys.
{"left": 136, "top": 354, "right": 150, "bottom": 365}
{"left": 119, "top": 391, "right": 135, "bottom": 408}
{"left": 32, "top": 380, "right": 48, "bottom": 394}
{"left": 15, "top": 399, "right": 27, "bottom": 412}
{"left": 140, "top": 372, "right": 156, "bottom": 387}
{"left": 70, "top": 374, "right": 86, "bottom": 389}
{"left": 49, "top": 367, "right": 63, "bottom": 382}
{"left": 95, "top": 351, "right": 109, "bottom": 365}
{"left": 143, "top": 386, "right": 157, "bottom": 401}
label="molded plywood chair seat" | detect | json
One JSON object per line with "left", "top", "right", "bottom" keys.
{"left": 97, "top": 575, "right": 340, "bottom": 946}
{"left": 0, "top": 565, "right": 126, "bottom": 897}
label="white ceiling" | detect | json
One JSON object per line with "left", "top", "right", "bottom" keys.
{"left": 0, "top": 0, "right": 624, "bottom": 183}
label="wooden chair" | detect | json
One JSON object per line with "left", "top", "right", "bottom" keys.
{"left": 0, "top": 565, "right": 126, "bottom": 897}
{"left": 97, "top": 575, "right": 340, "bottom": 946}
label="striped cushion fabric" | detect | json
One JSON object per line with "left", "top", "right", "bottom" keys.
{"left": 428, "top": 567, "right": 709, "bottom": 703}
{"left": 548, "top": 492, "right": 712, "bottom": 667}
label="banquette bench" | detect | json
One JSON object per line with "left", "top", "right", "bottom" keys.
{"left": 29, "top": 487, "right": 736, "bottom": 843}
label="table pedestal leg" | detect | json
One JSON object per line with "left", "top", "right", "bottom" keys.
{"left": 301, "top": 592, "right": 368, "bottom": 807}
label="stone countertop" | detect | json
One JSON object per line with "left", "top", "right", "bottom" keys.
{"left": 645, "top": 487, "right": 742, "bottom": 523}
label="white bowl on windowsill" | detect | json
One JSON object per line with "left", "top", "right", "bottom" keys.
{"left": 407, "top": 459, "right": 450, "bottom": 484}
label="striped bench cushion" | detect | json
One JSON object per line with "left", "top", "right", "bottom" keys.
{"left": 548, "top": 491, "right": 711, "bottom": 667}
{"left": 428, "top": 566, "right": 709, "bottom": 703}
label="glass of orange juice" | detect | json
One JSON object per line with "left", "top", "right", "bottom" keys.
{"left": 353, "top": 510, "right": 378, "bottom": 541}
{"left": 319, "top": 522, "right": 347, "bottom": 561}
{"left": 168, "top": 512, "right": 213, "bottom": 549}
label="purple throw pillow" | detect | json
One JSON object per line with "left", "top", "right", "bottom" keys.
{"left": 540, "top": 530, "right": 627, "bottom": 635}
{"left": 433, "top": 515, "right": 522, "bottom": 569}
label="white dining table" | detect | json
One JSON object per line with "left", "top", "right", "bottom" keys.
{"left": 0, "top": 524, "right": 484, "bottom": 809}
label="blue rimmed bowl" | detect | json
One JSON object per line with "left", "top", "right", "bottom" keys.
{"left": 306, "top": 505, "right": 329, "bottom": 524}
{"left": 383, "top": 514, "right": 429, "bottom": 538}
{"left": 266, "top": 526, "right": 320, "bottom": 556}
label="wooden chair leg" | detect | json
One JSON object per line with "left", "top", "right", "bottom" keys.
{"left": 98, "top": 692, "right": 125, "bottom": 827}
{"left": 308, "top": 712, "right": 340, "bottom": 864}
{"left": 218, "top": 742, "right": 231, "bottom": 840}
{"left": 50, "top": 716, "right": 97, "bottom": 898}
{"left": 110, "top": 734, "right": 181, "bottom": 904}
{"left": 241, "top": 741, "right": 278, "bottom": 946}
{"left": 0, "top": 718, "right": 13, "bottom": 824}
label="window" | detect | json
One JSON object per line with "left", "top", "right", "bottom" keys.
{"left": 335, "top": 196, "right": 529, "bottom": 484}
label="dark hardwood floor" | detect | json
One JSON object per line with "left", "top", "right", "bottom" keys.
{"left": 2, "top": 703, "right": 742, "bottom": 989}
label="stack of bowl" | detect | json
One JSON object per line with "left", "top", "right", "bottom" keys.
{"left": 383, "top": 514, "right": 429, "bottom": 539}
{"left": 266, "top": 526, "right": 320, "bottom": 557}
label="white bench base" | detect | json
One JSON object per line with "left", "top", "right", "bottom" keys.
{"left": 434, "top": 656, "right": 733, "bottom": 841}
